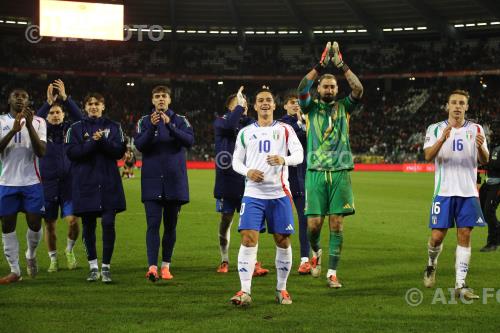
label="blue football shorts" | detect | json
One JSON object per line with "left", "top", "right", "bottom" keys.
{"left": 429, "top": 195, "right": 486, "bottom": 229}
{"left": 238, "top": 196, "right": 295, "bottom": 234}
{"left": 0, "top": 184, "right": 45, "bottom": 216}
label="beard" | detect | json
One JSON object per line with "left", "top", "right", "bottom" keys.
{"left": 321, "top": 94, "right": 335, "bottom": 103}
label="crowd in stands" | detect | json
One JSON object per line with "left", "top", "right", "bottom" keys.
{"left": 1, "top": 35, "right": 499, "bottom": 75}
{"left": 1, "top": 34, "right": 498, "bottom": 163}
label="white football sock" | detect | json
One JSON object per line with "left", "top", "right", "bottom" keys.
{"left": 26, "top": 228, "right": 42, "bottom": 260}
{"left": 238, "top": 244, "right": 257, "bottom": 294}
{"left": 161, "top": 261, "right": 170, "bottom": 268}
{"left": 219, "top": 220, "right": 232, "bottom": 263}
{"left": 48, "top": 250, "right": 57, "bottom": 261}
{"left": 455, "top": 245, "right": 471, "bottom": 288}
{"left": 428, "top": 242, "right": 443, "bottom": 267}
{"left": 2, "top": 232, "right": 20, "bottom": 276}
{"left": 276, "top": 246, "right": 292, "bottom": 291}
{"left": 327, "top": 269, "right": 337, "bottom": 278}
{"left": 66, "top": 238, "right": 76, "bottom": 252}
{"left": 300, "top": 257, "right": 309, "bottom": 263}
{"left": 89, "top": 259, "right": 98, "bottom": 270}
{"left": 102, "top": 264, "right": 110, "bottom": 269}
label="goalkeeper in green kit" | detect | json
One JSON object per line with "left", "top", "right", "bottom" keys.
{"left": 297, "top": 41, "right": 363, "bottom": 288}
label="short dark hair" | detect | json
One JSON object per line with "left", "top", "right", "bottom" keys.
{"left": 9, "top": 88, "right": 29, "bottom": 98}
{"left": 448, "top": 89, "right": 470, "bottom": 101}
{"left": 283, "top": 93, "right": 298, "bottom": 104}
{"left": 225, "top": 92, "right": 248, "bottom": 109}
{"left": 84, "top": 92, "right": 105, "bottom": 105}
{"left": 255, "top": 86, "right": 275, "bottom": 101}
{"left": 225, "top": 94, "right": 236, "bottom": 109}
{"left": 318, "top": 74, "right": 337, "bottom": 85}
{"left": 152, "top": 85, "right": 171, "bottom": 96}
{"left": 50, "top": 102, "right": 64, "bottom": 111}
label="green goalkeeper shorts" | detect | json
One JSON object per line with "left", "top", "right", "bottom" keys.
{"left": 305, "top": 169, "right": 355, "bottom": 216}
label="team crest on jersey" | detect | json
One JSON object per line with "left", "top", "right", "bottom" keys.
{"left": 465, "top": 130, "right": 473, "bottom": 141}
{"left": 102, "top": 128, "right": 110, "bottom": 138}
{"left": 2, "top": 126, "right": 9, "bottom": 132}
{"left": 272, "top": 130, "right": 280, "bottom": 140}
{"left": 84, "top": 132, "right": 90, "bottom": 139}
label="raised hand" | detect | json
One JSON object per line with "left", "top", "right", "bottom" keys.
{"left": 13, "top": 112, "right": 24, "bottom": 133}
{"left": 92, "top": 130, "right": 104, "bottom": 141}
{"left": 331, "top": 41, "right": 344, "bottom": 69}
{"left": 47, "top": 84, "right": 58, "bottom": 105}
{"left": 319, "top": 42, "right": 332, "bottom": 68}
{"left": 440, "top": 125, "right": 452, "bottom": 142}
{"left": 476, "top": 134, "right": 485, "bottom": 148}
{"left": 53, "top": 79, "right": 67, "bottom": 101}
{"left": 160, "top": 112, "right": 170, "bottom": 124}
{"left": 236, "top": 86, "right": 246, "bottom": 108}
{"left": 22, "top": 107, "right": 33, "bottom": 126}
{"left": 151, "top": 111, "right": 161, "bottom": 125}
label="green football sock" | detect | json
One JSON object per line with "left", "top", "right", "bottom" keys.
{"left": 328, "top": 231, "right": 343, "bottom": 270}
{"left": 308, "top": 228, "right": 321, "bottom": 253}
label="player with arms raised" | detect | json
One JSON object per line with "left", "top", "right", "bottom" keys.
{"left": 297, "top": 42, "right": 363, "bottom": 288}
{"left": 423, "top": 90, "right": 489, "bottom": 299}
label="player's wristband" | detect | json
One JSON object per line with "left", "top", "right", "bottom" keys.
{"left": 341, "top": 63, "right": 350, "bottom": 73}
{"left": 313, "top": 63, "right": 326, "bottom": 74}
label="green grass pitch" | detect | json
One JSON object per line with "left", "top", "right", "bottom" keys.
{"left": 1, "top": 171, "right": 499, "bottom": 332}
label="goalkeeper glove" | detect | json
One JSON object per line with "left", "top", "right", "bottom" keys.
{"left": 314, "top": 42, "right": 332, "bottom": 74}
{"left": 332, "top": 41, "right": 350, "bottom": 72}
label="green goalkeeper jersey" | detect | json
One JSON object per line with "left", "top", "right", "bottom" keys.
{"left": 303, "top": 96, "right": 358, "bottom": 171}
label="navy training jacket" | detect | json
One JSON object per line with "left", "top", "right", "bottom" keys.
{"left": 37, "top": 97, "right": 84, "bottom": 202}
{"left": 65, "top": 116, "right": 127, "bottom": 215}
{"left": 213, "top": 105, "right": 254, "bottom": 200}
{"left": 134, "top": 109, "right": 194, "bottom": 204}
{"left": 279, "top": 114, "right": 307, "bottom": 197}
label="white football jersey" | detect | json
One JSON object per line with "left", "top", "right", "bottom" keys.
{"left": 424, "top": 120, "right": 488, "bottom": 197}
{"left": 0, "top": 113, "right": 47, "bottom": 186}
{"left": 233, "top": 121, "right": 303, "bottom": 199}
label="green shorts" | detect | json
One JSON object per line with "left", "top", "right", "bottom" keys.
{"left": 305, "top": 169, "right": 355, "bottom": 216}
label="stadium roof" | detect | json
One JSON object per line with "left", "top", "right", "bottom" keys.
{"left": 1, "top": 0, "right": 499, "bottom": 39}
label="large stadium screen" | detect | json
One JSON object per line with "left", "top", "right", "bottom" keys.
{"left": 39, "top": 0, "right": 124, "bottom": 40}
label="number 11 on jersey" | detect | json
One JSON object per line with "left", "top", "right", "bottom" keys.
{"left": 14, "top": 132, "right": 21, "bottom": 143}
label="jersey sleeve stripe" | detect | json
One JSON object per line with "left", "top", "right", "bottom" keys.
{"left": 240, "top": 131, "right": 246, "bottom": 148}
{"left": 65, "top": 127, "right": 72, "bottom": 143}
{"left": 280, "top": 167, "right": 293, "bottom": 200}
{"left": 119, "top": 125, "right": 125, "bottom": 142}
{"left": 136, "top": 118, "right": 143, "bottom": 134}
{"left": 33, "top": 159, "right": 41, "bottom": 182}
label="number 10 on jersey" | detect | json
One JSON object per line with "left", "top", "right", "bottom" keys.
{"left": 259, "top": 140, "right": 271, "bottom": 153}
